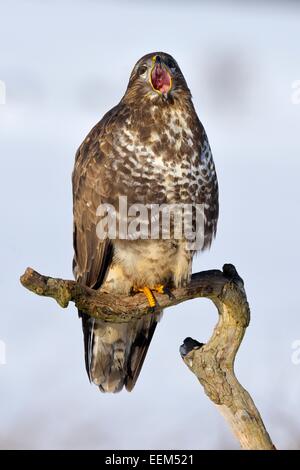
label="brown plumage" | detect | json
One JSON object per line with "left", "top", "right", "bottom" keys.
{"left": 72, "top": 52, "right": 219, "bottom": 392}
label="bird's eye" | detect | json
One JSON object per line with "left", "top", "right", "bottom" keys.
{"left": 138, "top": 64, "right": 148, "bottom": 76}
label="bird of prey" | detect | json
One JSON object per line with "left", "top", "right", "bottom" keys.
{"left": 72, "top": 52, "right": 219, "bottom": 392}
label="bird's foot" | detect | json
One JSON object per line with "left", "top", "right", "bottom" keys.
{"left": 154, "top": 284, "right": 175, "bottom": 300}
{"left": 131, "top": 284, "right": 175, "bottom": 312}
{"left": 137, "top": 286, "right": 157, "bottom": 310}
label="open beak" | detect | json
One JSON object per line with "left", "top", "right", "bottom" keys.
{"left": 150, "top": 55, "right": 172, "bottom": 97}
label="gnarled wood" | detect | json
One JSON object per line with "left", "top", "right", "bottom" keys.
{"left": 20, "top": 263, "right": 275, "bottom": 450}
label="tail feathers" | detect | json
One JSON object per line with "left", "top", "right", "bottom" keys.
{"left": 79, "top": 311, "right": 158, "bottom": 393}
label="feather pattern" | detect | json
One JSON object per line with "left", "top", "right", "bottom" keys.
{"left": 72, "top": 52, "right": 218, "bottom": 392}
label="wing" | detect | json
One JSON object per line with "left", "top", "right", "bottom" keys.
{"left": 72, "top": 115, "right": 115, "bottom": 289}
{"left": 197, "top": 126, "right": 219, "bottom": 250}
{"left": 72, "top": 106, "right": 158, "bottom": 392}
{"left": 72, "top": 112, "right": 117, "bottom": 380}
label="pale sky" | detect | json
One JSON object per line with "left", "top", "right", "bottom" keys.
{"left": 0, "top": 0, "right": 300, "bottom": 449}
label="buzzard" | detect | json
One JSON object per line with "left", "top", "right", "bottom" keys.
{"left": 72, "top": 52, "right": 219, "bottom": 392}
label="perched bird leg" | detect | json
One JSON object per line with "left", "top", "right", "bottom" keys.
{"left": 154, "top": 284, "right": 175, "bottom": 300}
{"left": 131, "top": 285, "right": 174, "bottom": 312}
{"left": 137, "top": 286, "right": 156, "bottom": 312}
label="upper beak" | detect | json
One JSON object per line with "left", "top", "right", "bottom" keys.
{"left": 155, "top": 55, "right": 162, "bottom": 66}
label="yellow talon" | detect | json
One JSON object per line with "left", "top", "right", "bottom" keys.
{"left": 134, "top": 284, "right": 171, "bottom": 309}
{"left": 154, "top": 284, "right": 165, "bottom": 294}
{"left": 139, "top": 287, "right": 156, "bottom": 308}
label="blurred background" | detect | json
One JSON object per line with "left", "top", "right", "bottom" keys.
{"left": 0, "top": 0, "right": 300, "bottom": 450}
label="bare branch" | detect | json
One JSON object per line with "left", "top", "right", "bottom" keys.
{"left": 180, "top": 264, "right": 275, "bottom": 450}
{"left": 20, "top": 263, "right": 276, "bottom": 449}
{"left": 20, "top": 266, "right": 228, "bottom": 322}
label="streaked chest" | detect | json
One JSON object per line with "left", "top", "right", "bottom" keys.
{"left": 108, "top": 105, "right": 202, "bottom": 203}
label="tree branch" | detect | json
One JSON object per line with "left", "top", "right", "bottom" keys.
{"left": 20, "top": 263, "right": 275, "bottom": 450}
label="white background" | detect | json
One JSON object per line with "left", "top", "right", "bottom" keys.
{"left": 0, "top": 0, "right": 300, "bottom": 449}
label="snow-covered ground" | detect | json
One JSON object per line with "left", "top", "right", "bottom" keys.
{"left": 0, "top": 0, "right": 300, "bottom": 449}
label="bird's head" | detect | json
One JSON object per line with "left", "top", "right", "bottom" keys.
{"left": 124, "top": 52, "right": 191, "bottom": 105}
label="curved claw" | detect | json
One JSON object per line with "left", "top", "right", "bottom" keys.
{"left": 163, "top": 287, "right": 175, "bottom": 300}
